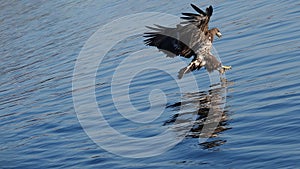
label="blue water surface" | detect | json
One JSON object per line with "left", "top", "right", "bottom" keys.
{"left": 1, "top": 0, "right": 300, "bottom": 168}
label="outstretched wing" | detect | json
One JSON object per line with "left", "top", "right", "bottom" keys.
{"left": 144, "top": 4, "right": 213, "bottom": 59}
{"left": 144, "top": 24, "right": 195, "bottom": 58}
{"left": 181, "top": 4, "right": 213, "bottom": 31}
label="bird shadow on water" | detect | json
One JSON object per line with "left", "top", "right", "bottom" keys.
{"left": 164, "top": 80, "right": 232, "bottom": 150}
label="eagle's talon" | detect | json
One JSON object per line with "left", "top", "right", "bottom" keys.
{"left": 219, "top": 65, "right": 231, "bottom": 74}
{"left": 222, "top": 65, "right": 232, "bottom": 70}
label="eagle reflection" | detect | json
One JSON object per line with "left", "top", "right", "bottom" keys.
{"left": 164, "top": 83, "right": 232, "bottom": 149}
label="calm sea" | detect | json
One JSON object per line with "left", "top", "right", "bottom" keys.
{"left": 1, "top": 0, "right": 300, "bottom": 168}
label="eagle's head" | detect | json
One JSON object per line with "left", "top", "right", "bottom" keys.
{"left": 208, "top": 28, "right": 222, "bottom": 42}
{"left": 214, "top": 28, "right": 222, "bottom": 38}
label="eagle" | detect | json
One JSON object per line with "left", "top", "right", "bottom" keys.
{"left": 144, "top": 4, "right": 231, "bottom": 79}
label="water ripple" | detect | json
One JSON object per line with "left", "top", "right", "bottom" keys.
{"left": 1, "top": 0, "right": 300, "bottom": 168}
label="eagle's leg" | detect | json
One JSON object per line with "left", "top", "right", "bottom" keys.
{"left": 178, "top": 64, "right": 193, "bottom": 79}
{"left": 178, "top": 59, "right": 202, "bottom": 79}
{"left": 219, "top": 65, "right": 232, "bottom": 74}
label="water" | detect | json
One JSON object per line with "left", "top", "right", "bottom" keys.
{"left": 1, "top": 0, "right": 300, "bottom": 168}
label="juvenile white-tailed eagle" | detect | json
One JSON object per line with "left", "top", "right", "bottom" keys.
{"left": 144, "top": 4, "right": 231, "bottom": 79}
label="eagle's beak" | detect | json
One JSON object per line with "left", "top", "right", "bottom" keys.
{"left": 216, "top": 32, "right": 222, "bottom": 38}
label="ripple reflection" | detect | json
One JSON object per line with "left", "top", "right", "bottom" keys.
{"left": 164, "top": 81, "right": 232, "bottom": 149}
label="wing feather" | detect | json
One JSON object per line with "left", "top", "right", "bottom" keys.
{"left": 144, "top": 25, "right": 195, "bottom": 58}
{"left": 191, "top": 4, "right": 206, "bottom": 15}
{"left": 180, "top": 4, "right": 213, "bottom": 31}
